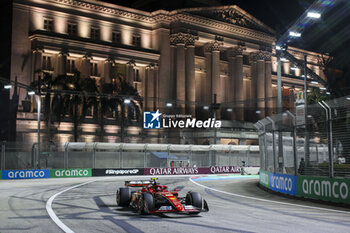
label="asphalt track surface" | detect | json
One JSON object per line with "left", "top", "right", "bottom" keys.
{"left": 1, "top": 175, "right": 350, "bottom": 233}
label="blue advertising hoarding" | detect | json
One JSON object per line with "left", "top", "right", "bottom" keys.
{"left": 2, "top": 169, "right": 50, "bottom": 179}
{"left": 270, "top": 173, "right": 297, "bottom": 196}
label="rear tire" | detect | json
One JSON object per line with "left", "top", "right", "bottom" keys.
{"left": 138, "top": 193, "right": 154, "bottom": 215}
{"left": 117, "top": 188, "right": 131, "bottom": 207}
{"left": 186, "top": 192, "right": 202, "bottom": 215}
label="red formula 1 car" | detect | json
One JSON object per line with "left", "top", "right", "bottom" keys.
{"left": 116, "top": 178, "right": 209, "bottom": 215}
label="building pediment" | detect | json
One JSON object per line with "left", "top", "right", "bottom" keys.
{"left": 177, "top": 5, "right": 275, "bottom": 36}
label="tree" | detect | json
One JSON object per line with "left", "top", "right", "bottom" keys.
{"left": 62, "top": 72, "right": 98, "bottom": 142}
{"left": 97, "top": 75, "right": 142, "bottom": 142}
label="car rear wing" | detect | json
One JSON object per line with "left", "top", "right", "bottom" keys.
{"left": 125, "top": 180, "right": 151, "bottom": 187}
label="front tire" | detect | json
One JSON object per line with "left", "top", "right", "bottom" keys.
{"left": 138, "top": 193, "right": 154, "bottom": 215}
{"left": 117, "top": 187, "right": 131, "bottom": 207}
{"left": 186, "top": 192, "right": 202, "bottom": 215}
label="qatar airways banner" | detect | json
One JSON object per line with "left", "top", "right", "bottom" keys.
{"left": 144, "top": 166, "right": 241, "bottom": 176}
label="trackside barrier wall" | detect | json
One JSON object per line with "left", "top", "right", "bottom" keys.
{"left": 259, "top": 170, "right": 350, "bottom": 204}
{"left": 0, "top": 165, "right": 258, "bottom": 180}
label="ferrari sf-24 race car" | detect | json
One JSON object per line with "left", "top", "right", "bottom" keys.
{"left": 116, "top": 178, "right": 209, "bottom": 215}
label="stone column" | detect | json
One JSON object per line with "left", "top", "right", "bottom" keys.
{"left": 146, "top": 64, "right": 155, "bottom": 111}
{"left": 153, "top": 63, "right": 159, "bottom": 109}
{"left": 32, "top": 48, "right": 43, "bottom": 82}
{"left": 170, "top": 43, "right": 176, "bottom": 100}
{"left": 257, "top": 51, "right": 266, "bottom": 117}
{"left": 81, "top": 54, "right": 91, "bottom": 79}
{"left": 233, "top": 46, "right": 245, "bottom": 121}
{"left": 264, "top": 52, "right": 273, "bottom": 116}
{"left": 57, "top": 51, "right": 67, "bottom": 76}
{"left": 173, "top": 33, "right": 186, "bottom": 111}
{"left": 185, "top": 34, "right": 197, "bottom": 116}
{"left": 158, "top": 29, "right": 171, "bottom": 110}
{"left": 204, "top": 48, "right": 212, "bottom": 105}
{"left": 127, "top": 60, "right": 135, "bottom": 84}
{"left": 250, "top": 52, "right": 258, "bottom": 120}
{"left": 103, "top": 58, "right": 113, "bottom": 84}
{"left": 227, "top": 50, "right": 235, "bottom": 120}
{"left": 211, "top": 42, "right": 222, "bottom": 104}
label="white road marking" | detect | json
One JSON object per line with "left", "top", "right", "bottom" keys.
{"left": 46, "top": 179, "right": 100, "bottom": 233}
{"left": 190, "top": 177, "right": 350, "bottom": 215}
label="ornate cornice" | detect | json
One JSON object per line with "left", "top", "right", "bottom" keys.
{"left": 172, "top": 13, "right": 275, "bottom": 44}
{"left": 186, "top": 8, "right": 274, "bottom": 35}
{"left": 24, "top": 1, "right": 275, "bottom": 44}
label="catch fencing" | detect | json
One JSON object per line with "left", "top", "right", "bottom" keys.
{"left": 0, "top": 142, "right": 259, "bottom": 170}
{"left": 255, "top": 96, "right": 350, "bottom": 178}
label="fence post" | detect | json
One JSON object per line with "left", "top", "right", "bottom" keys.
{"left": 321, "top": 101, "right": 334, "bottom": 178}
{"left": 167, "top": 144, "right": 171, "bottom": 167}
{"left": 228, "top": 145, "right": 232, "bottom": 166}
{"left": 286, "top": 111, "right": 298, "bottom": 176}
{"left": 189, "top": 145, "right": 193, "bottom": 167}
{"left": 266, "top": 117, "right": 276, "bottom": 173}
{"left": 64, "top": 142, "right": 69, "bottom": 169}
{"left": 1, "top": 142, "right": 5, "bottom": 170}
{"left": 144, "top": 144, "right": 148, "bottom": 168}
{"left": 255, "top": 122, "right": 265, "bottom": 170}
{"left": 120, "top": 143, "right": 123, "bottom": 168}
{"left": 92, "top": 143, "right": 97, "bottom": 169}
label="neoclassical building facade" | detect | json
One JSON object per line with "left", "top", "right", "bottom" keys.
{"left": 9, "top": 0, "right": 327, "bottom": 144}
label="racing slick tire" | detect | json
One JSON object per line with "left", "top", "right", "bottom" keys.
{"left": 117, "top": 187, "right": 131, "bottom": 207}
{"left": 186, "top": 192, "right": 202, "bottom": 215}
{"left": 138, "top": 193, "right": 154, "bottom": 215}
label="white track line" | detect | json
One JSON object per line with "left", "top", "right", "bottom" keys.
{"left": 46, "top": 179, "right": 100, "bottom": 233}
{"left": 190, "top": 177, "right": 350, "bottom": 215}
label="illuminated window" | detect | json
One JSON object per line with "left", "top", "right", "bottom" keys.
{"left": 42, "top": 56, "right": 52, "bottom": 70}
{"left": 44, "top": 19, "right": 54, "bottom": 32}
{"left": 67, "top": 59, "right": 75, "bottom": 73}
{"left": 112, "top": 31, "right": 121, "bottom": 43}
{"left": 132, "top": 35, "right": 141, "bottom": 47}
{"left": 90, "top": 27, "right": 100, "bottom": 40}
{"left": 68, "top": 23, "right": 77, "bottom": 36}
{"left": 90, "top": 62, "right": 99, "bottom": 76}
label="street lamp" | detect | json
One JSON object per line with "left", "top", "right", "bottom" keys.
{"left": 289, "top": 31, "right": 302, "bottom": 37}
{"left": 121, "top": 98, "right": 131, "bottom": 142}
{"left": 123, "top": 98, "right": 131, "bottom": 104}
{"left": 27, "top": 87, "right": 41, "bottom": 169}
{"left": 307, "top": 12, "right": 321, "bottom": 19}
{"left": 4, "top": 85, "right": 12, "bottom": 89}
